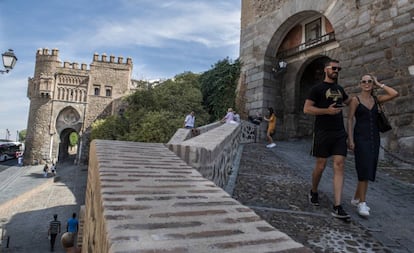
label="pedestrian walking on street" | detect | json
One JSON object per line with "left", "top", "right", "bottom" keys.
{"left": 51, "top": 163, "right": 56, "bottom": 176}
{"left": 347, "top": 74, "right": 398, "bottom": 217}
{"left": 67, "top": 212, "right": 79, "bottom": 235}
{"left": 263, "top": 107, "right": 276, "bottom": 148}
{"left": 43, "top": 164, "right": 49, "bottom": 178}
{"left": 303, "top": 58, "right": 351, "bottom": 219}
{"left": 18, "top": 154, "right": 23, "bottom": 166}
{"left": 48, "top": 214, "right": 61, "bottom": 252}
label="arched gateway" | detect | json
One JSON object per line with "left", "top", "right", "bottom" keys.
{"left": 239, "top": 0, "right": 414, "bottom": 156}
{"left": 24, "top": 48, "right": 134, "bottom": 165}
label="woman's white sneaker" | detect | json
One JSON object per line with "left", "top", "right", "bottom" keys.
{"left": 357, "top": 202, "right": 370, "bottom": 217}
{"left": 267, "top": 143, "right": 276, "bottom": 148}
{"left": 352, "top": 198, "right": 370, "bottom": 211}
{"left": 351, "top": 198, "right": 360, "bottom": 207}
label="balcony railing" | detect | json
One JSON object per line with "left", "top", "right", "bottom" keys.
{"left": 277, "top": 32, "right": 336, "bottom": 59}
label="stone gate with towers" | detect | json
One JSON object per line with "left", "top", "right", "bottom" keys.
{"left": 24, "top": 48, "right": 134, "bottom": 165}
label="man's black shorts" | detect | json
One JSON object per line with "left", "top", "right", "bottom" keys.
{"left": 311, "top": 130, "right": 347, "bottom": 158}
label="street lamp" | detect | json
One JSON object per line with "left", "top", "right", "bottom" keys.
{"left": 272, "top": 59, "right": 288, "bottom": 74}
{"left": 1, "top": 49, "right": 18, "bottom": 74}
{"left": 278, "top": 59, "right": 287, "bottom": 70}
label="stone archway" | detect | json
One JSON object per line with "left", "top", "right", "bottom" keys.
{"left": 58, "top": 128, "right": 78, "bottom": 162}
{"left": 295, "top": 56, "right": 330, "bottom": 137}
{"left": 259, "top": 11, "right": 339, "bottom": 139}
{"left": 55, "top": 107, "right": 82, "bottom": 163}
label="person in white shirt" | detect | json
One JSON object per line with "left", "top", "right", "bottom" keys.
{"left": 221, "top": 108, "right": 237, "bottom": 124}
{"left": 184, "top": 111, "right": 195, "bottom": 128}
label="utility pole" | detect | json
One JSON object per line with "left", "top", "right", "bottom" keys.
{"left": 6, "top": 129, "right": 10, "bottom": 140}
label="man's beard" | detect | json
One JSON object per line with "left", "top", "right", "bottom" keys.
{"left": 328, "top": 72, "right": 338, "bottom": 80}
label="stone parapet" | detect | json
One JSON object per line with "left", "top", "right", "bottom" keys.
{"left": 82, "top": 139, "right": 309, "bottom": 253}
{"left": 167, "top": 121, "right": 223, "bottom": 145}
{"left": 168, "top": 123, "right": 240, "bottom": 188}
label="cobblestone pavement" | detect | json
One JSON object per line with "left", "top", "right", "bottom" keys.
{"left": 0, "top": 161, "right": 87, "bottom": 253}
{"left": 1, "top": 140, "right": 413, "bottom": 253}
{"left": 231, "top": 140, "right": 414, "bottom": 253}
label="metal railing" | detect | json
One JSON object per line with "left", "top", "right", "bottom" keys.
{"left": 277, "top": 32, "right": 336, "bottom": 59}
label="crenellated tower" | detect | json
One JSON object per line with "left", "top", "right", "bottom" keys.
{"left": 24, "top": 48, "right": 133, "bottom": 165}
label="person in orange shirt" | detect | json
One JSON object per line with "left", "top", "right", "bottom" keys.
{"left": 263, "top": 107, "right": 276, "bottom": 148}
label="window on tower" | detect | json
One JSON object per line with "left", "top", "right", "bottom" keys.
{"left": 105, "top": 86, "right": 112, "bottom": 97}
{"left": 94, "top": 85, "right": 100, "bottom": 96}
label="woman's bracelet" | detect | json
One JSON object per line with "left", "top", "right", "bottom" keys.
{"left": 380, "top": 83, "right": 385, "bottom": 88}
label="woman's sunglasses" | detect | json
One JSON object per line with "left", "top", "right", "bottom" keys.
{"left": 360, "top": 80, "right": 373, "bottom": 84}
{"left": 326, "top": 66, "right": 342, "bottom": 71}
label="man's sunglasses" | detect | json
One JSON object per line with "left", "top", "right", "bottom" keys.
{"left": 326, "top": 66, "right": 342, "bottom": 71}
{"left": 360, "top": 80, "right": 373, "bottom": 84}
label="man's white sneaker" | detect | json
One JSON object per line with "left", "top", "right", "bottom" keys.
{"left": 357, "top": 202, "right": 370, "bottom": 217}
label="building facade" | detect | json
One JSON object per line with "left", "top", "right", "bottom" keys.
{"left": 239, "top": 0, "right": 414, "bottom": 157}
{"left": 24, "top": 48, "right": 133, "bottom": 165}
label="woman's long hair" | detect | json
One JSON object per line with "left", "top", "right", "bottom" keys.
{"left": 268, "top": 107, "right": 274, "bottom": 117}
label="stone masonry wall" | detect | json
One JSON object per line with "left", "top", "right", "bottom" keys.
{"left": 25, "top": 49, "right": 133, "bottom": 165}
{"left": 24, "top": 99, "right": 53, "bottom": 164}
{"left": 167, "top": 123, "right": 241, "bottom": 188}
{"left": 240, "top": 0, "right": 414, "bottom": 156}
{"left": 82, "top": 139, "right": 310, "bottom": 253}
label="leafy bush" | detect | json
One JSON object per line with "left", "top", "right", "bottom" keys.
{"left": 91, "top": 59, "right": 240, "bottom": 143}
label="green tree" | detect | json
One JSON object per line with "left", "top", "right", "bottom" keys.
{"left": 125, "top": 110, "right": 182, "bottom": 143}
{"left": 199, "top": 58, "right": 241, "bottom": 121}
{"left": 90, "top": 116, "right": 129, "bottom": 141}
{"left": 18, "top": 129, "right": 27, "bottom": 142}
{"left": 91, "top": 72, "right": 210, "bottom": 143}
{"left": 69, "top": 132, "right": 79, "bottom": 147}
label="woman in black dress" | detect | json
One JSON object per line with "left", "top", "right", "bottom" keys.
{"left": 347, "top": 74, "right": 398, "bottom": 217}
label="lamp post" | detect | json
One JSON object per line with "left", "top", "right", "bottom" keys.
{"left": 1, "top": 49, "right": 18, "bottom": 74}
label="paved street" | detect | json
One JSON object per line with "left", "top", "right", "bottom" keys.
{"left": 232, "top": 140, "right": 414, "bottom": 253}
{"left": 0, "top": 139, "right": 413, "bottom": 252}
{"left": 0, "top": 161, "right": 87, "bottom": 253}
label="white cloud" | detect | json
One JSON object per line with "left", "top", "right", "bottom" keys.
{"left": 0, "top": 0, "right": 241, "bottom": 136}
{"left": 71, "top": 1, "right": 240, "bottom": 50}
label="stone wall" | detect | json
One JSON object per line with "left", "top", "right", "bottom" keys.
{"left": 240, "top": 0, "right": 414, "bottom": 157}
{"left": 82, "top": 139, "right": 309, "bottom": 253}
{"left": 167, "top": 123, "right": 241, "bottom": 188}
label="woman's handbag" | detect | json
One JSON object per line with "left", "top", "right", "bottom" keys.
{"left": 373, "top": 96, "right": 392, "bottom": 133}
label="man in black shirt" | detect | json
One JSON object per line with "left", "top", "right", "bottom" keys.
{"left": 303, "top": 59, "right": 351, "bottom": 219}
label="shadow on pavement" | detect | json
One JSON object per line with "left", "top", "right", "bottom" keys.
{"left": 1, "top": 162, "right": 87, "bottom": 253}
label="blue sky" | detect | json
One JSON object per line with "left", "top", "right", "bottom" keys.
{"left": 0, "top": 0, "right": 241, "bottom": 141}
